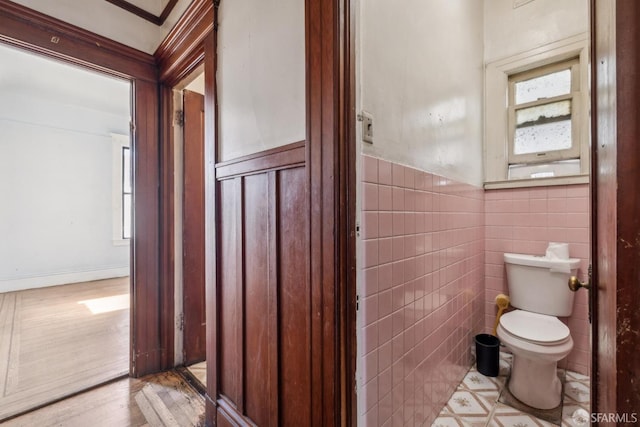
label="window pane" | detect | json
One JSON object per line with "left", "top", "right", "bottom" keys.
{"left": 508, "top": 159, "right": 581, "bottom": 179}
{"left": 514, "top": 119, "right": 572, "bottom": 155}
{"left": 514, "top": 100, "right": 572, "bottom": 155}
{"left": 516, "top": 100, "right": 571, "bottom": 128}
{"left": 515, "top": 68, "right": 571, "bottom": 105}
{"left": 123, "top": 194, "right": 132, "bottom": 239}
{"left": 122, "top": 147, "right": 131, "bottom": 194}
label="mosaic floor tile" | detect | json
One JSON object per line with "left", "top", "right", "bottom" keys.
{"left": 432, "top": 413, "right": 473, "bottom": 427}
{"left": 488, "top": 403, "right": 556, "bottom": 427}
{"left": 432, "top": 352, "right": 590, "bottom": 427}
{"left": 563, "top": 382, "right": 589, "bottom": 404}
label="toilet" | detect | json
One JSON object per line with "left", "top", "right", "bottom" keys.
{"left": 497, "top": 252, "right": 580, "bottom": 410}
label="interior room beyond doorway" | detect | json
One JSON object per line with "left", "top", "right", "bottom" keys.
{"left": 0, "top": 43, "right": 132, "bottom": 420}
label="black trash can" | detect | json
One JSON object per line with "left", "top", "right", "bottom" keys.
{"left": 475, "top": 334, "right": 500, "bottom": 377}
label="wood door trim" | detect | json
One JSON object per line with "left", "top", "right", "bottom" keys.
{"left": 593, "top": 0, "right": 640, "bottom": 417}
{"left": 215, "top": 142, "right": 306, "bottom": 180}
{"left": 155, "top": 0, "right": 216, "bottom": 373}
{"left": 155, "top": 0, "right": 214, "bottom": 85}
{"left": 0, "top": 0, "right": 156, "bottom": 82}
{"left": 589, "top": 0, "right": 600, "bottom": 415}
{"left": 611, "top": 0, "right": 640, "bottom": 413}
{"left": 203, "top": 18, "right": 219, "bottom": 422}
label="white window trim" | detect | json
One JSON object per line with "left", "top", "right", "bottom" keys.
{"left": 111, "top": 133, "right": 131, "bottom": 246}
{"left": 484, "top": 33, "right": 590, "bottom": 189}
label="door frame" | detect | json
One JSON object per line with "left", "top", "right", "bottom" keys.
{"left": 591, "top": 0, "right": 640, "bottom": 418}
{"left": 154, "top": 0, "right": 213, "bottom": 373}
{"left": 157, "top": 0, "right": 357, "bottom": 423}
{"left": 0, "top": 0, "right": 167, "bottom": 377}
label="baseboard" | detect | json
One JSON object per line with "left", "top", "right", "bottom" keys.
{"left": 0, "top": 267, "right": 130, "bottom": 293}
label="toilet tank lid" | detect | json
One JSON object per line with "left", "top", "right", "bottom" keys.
{"left": 504, "top": 253, "right": 580, "bottom": 269}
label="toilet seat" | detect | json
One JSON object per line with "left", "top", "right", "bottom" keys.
{"left": 499, "top": 310, "right": 570, "bottom": 345}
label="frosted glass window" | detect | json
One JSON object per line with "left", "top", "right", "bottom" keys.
{"left": 514, "top": 100, "right": 572, "bottom": 155}
{"left": 515, "top": 69, "right": 571, "bottom": 105}
{"left": 514, "top": 120, "right": 572, "bottom": 155}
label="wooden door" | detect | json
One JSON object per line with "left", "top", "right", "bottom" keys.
{"left": 182, "top": 89, "right": 206, "bottom": 365}
{"left": 592, "top": 0, "right": 640, "bottom": 418}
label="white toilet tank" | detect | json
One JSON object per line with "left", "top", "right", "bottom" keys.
{"left": 504, "top": 253, "right": 580, "bottom": 317}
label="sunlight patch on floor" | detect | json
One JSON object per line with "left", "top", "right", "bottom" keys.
{"left": 78, "top": 294, "right": 129, "bottom": 314}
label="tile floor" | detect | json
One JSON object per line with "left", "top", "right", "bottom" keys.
{"left": 432, "top": 353, "right": 591, "bottom": 427}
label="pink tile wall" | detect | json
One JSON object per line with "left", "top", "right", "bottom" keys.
{"left": 484, "top": 185, "right": 591, "bottom": 375}
{"left": 358, "top": 155, "right": 485, "bottom": 426}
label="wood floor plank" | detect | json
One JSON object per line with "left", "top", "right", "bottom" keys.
{"left": 0, "top": 293, "right": 17, "bottom": 395}
{"left": 185, "top": 361, "right": 207, "bottom": 386}
{"left": 0, "top": 278, "right": 130, "bottom": 420}
{"left": 1, "top": 371, "right": 204, "bottom": 427}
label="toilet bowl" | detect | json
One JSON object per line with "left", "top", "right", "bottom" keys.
{"left": 499, "top": 252, "right": 580, "bottom": 410}
{"left": 497, "top": 310, "right": 573, "bottom": 409}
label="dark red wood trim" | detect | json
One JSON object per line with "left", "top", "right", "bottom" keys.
{"left": 307, "top": 0, "right": 347, "bottom": 422}
{"left": 105, "top": 0, "right": 162, "bottom": 25}
{"left": 0, "top": 0, "right": 157, "bottom": 81}
{"left": 154, "top": 0, "right": 217, "bottom": 378}
{"left": 235, "top": 177, "right": 245, "bottom": 414}
{"left": 216, "top": 398, "right": 246, "bottom": 426}
{"left": 155, "top": 0, "right": 214, "bottom": 84}
{"left": 129, "top": 79, "right": 163, "bottom": 377}
{"left": 203, "top": 15, "right": 219, "bottom": 426}
{"left": 589, "top": 0, "right": 600, "bottom": 417}
{"left": 159, "top": 84, "right": 175, "bottom": 371}
{"left": 159, "top": 0, "right": 180, "bottom": 23}
{"left": 343, "top": 0, "right": 357, "bottom": 423}
{"left": 106, "top": 0, "right": 179, "bottom": 26}
{"left": 215, "top": 142, "right": 306, "bottom": 180}
{"left": 613, "top": 0, "right": 640, "bottom": 416}
{"left": 267, "top": 171, "right": 279, "bottom": 427}
{"left": 593, "top": 0, "right": 640, "bottom": 419}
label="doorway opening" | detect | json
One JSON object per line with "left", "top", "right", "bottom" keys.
{"left": 0, "top": 42, "right": 132, "bottom": 420}
{"left": 171, "top": 65, "right": 207, "bottom": 387}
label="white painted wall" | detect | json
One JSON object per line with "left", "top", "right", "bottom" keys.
{"left": 217, "top": 0, "right": 305, "bottom": 162}
{"left": 0, "top": 45, "right": 131, "bottom": 292}
{"left": 359, "top": 0, "right": 485, "bottom": 187}
{"left": 484, "top": 0, "right": 589, "bottom": 63}
{"left": 10, "top": 0, "right": 193, "bottom": 54}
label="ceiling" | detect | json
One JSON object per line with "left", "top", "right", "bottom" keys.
{"left": 9, "top": 0, "right": 194, "bottom": 54}
{"left": 104, "top": 0, "right": 180, "bottom": 26}
{"left": 0, "top": 43, "right": 130, "bottom": 117}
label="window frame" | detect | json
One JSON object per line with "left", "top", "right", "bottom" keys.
{"left": 507, "top": 58, "right": 581, "bottom": 164}
{"left": 111, "top": 133, "right": 131, "bottom": 245}
{"left": 484, "top": 34, "right": 590, "bottom": 189}
{"left": 121, "top": 145, "right": 132, "bottom": 240}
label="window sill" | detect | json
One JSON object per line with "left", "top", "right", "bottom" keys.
{"left": 484, "top": 174, "right": 589, "bottom": 190}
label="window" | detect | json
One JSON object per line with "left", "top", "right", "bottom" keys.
{"left": 112, "top": 133, "right": 131, "bottom": 245}
{"left": 121, "top": 146, "right": 132, "bottom": 239}
{"left": 507, "top": 59, "right": 582, "bottom": 178}
{"left": 484, "top": 34, "right": 589, "bottom": 188}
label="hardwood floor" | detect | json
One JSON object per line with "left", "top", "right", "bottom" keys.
{"left": 185, "top": 361, "right": 206, "bottom": 386}
{"left": 0, "top": 277, "right": 129, "bottom": 421}
{"left": 2, "top": 371, "right": 205, "bottom": 427}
